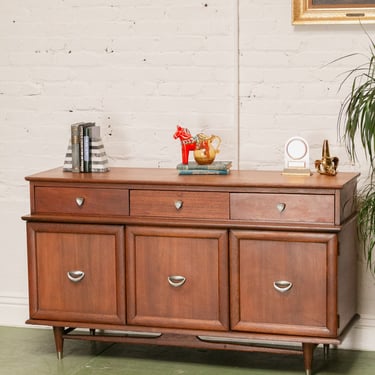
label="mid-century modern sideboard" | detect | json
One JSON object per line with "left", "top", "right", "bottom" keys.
{"left": 23, "top": 167, "right": 359, "bottom": 375}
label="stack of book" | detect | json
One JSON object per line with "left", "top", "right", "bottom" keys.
{"left": 63, "top": 122, "right": 109, "bottom": 173}
{"left": 177, "top": 161, "right": 232, "bottom": 175}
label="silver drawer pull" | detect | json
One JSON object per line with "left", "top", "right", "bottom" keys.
{"left": 276, "top": 202, "right": 286, "bottom": 213}
{"left": 174, "top": 200, "right": 183, "bottom": 210}
{"left": 273, "top": 280, "right": 293, "bottom": 293}
{"left": 168, "top": 275, "right": 186, "bottom": 288}
{"left": 75, "top": 197, "right": 85, "bottom": 207}
{"left": 67, "top": 270, "right": 85, "bottom": 283}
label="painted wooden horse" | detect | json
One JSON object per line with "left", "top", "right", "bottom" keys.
{"left": 173, "top": 125, "right": 198, "bottom": 164}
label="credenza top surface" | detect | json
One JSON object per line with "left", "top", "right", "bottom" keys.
{"left": 25, "top": 167, "right": 359, "bottom": 190}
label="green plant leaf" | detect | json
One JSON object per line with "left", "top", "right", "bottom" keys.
{"left": 334, "top": 26, "right": 375, "bottom": 276}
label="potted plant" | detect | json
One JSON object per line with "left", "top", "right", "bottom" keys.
{"left": 337, "top": 30, "right": 375, "bottom": 275}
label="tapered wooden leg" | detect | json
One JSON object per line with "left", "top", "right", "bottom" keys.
{"left": 302, "top": 343, "right": 317, "bottom": 375}
{"left": 53, "top": 326, "right": 64, "bottom": 360}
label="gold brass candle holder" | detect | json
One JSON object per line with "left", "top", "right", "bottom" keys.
{"left": 314, "top": 140, "right": 339, "bottom": 176}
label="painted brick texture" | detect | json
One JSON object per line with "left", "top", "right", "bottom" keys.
{"left": 0, "top": 0, "right": 374, "bottom": 349}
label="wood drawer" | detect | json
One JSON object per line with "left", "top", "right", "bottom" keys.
{"left": 34, "top": 186, "right": 129, "bottom": 216}
{"left": 230, "top": 193, "right": 335, "bottom": 224}
{"left": 130, "top": 190, "right": 229, "bottom": 219}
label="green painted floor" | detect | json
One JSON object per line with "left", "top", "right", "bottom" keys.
{"left": 0, "top": 326, "right": 374, "bottom": 375}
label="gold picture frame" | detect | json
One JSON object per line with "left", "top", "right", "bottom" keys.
{"left": 293, "top": 1, "right": 375, "bottom": 24}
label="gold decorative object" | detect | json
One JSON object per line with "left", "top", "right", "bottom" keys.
{"left": 193, "top": 133, "right": 221, "bottom": 165}
{"left": 315, "top": 140, "right": 339, "bottom": 176}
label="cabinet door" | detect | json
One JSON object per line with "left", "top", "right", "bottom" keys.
{"left": 126, "top": 226, "right": 229, "bottom": 331}
{"left": 230, "top": 230, "right": 338, "bottom": 337}
{"left": 27, "top": 222, "right": 125, "bottom": 324}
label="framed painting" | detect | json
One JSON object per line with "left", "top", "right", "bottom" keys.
{"left": 293, "top": 1, "right": 375, "bottom": 24}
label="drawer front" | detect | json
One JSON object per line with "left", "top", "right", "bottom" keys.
{"left": 230, "top": 230, "right": 338, "bottom": 337}
{"left": 126, "top": 226, "right": 229, "bottom": 331}
{"left": 230, "top": 193, "right": 335, "bottom": 224}
{"left": 34, "top": 186, "right": 129, "bottom": 216}
{"left": 130, "top": 190, "right": 229, "bottom": 219}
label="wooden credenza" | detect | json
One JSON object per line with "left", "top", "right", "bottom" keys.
{"left": 23, "top": 167, "right": 359, "bottom": 375}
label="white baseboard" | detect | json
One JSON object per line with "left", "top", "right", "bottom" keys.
{"left": 340, "top": 314, "right": 375, "bottom": 351}
{"left": 0, "top": 295, "right": 29, "bottom": 327}
{"left": 1, "top": 296, "right": 375, "bottom": 351}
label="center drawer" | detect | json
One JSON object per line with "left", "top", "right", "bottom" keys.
{"left": 130, "top": 190, "right": 229, "bottom": 219}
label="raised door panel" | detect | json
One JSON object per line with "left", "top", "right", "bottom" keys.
{"left": 230, "top": 230, "right": 337, "bottom": 337}
{"left": 27, "top": 222, "right": 125, "bottom": 324}
{"left": 126, "top": 226, "right": 229, "bottom": 331}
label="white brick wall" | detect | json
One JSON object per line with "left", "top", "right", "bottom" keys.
{"left": 1, "top": 0, "right": 375, "bottom": 350}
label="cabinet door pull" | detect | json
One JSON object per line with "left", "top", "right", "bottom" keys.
{"left": 174, "top": 200, "right": 183, "bottom": 210}
{"left": 67, "top": 270, "right": 85, "bottom": 283}
{"left": 273, "top": 280, "right": 292, "bottom": 293}
{"left": 168, "top": 275, "right": 186, "bottom": 288}
{"left": 276, "top": 203, "right": 286, "bottom": 213}
{"left": 75, "top": 197, "right": 85, "bottom": 207}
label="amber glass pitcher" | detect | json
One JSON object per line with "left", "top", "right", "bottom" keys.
{"left": 193, "top": 134, "right": 221, "bottom": 165}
